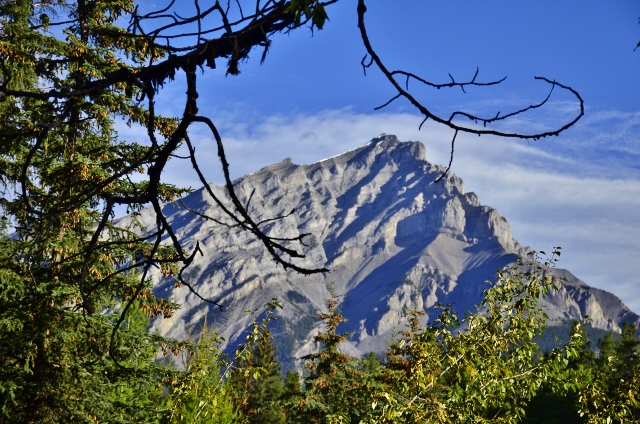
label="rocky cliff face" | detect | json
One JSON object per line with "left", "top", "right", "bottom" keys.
{"left": 125, "top": 135, "right": 639, "bottom": 360}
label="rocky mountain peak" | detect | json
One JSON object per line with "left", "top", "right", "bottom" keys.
{"left": 127, "top": 135, "right": 639, "bottom": 361}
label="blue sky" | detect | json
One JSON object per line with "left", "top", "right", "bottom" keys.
{"left": 142, "top": 1, "right": 640, "bottom": 312}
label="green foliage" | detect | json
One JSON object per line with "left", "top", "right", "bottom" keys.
{"left": 0, "top": 212, "right": 173, "bottom": 421}
{"left": 364, "top": 250, "right": 578, "bottom": 423}
{"left": 286, "top": 0, "right": 329, "bottom": 30}
{"left": 229, "top": 301, "right": 287, "bottom": 424}
{"left": 279, "top": 370, "right": 306, "bottom": 424}
{"left": 0, "top": 0, "right": 187, "bottom": 420}
{"left": 575, "top": 322, "right": 640, "bottom": 423}
{"left": 164, "top": 322, "right": 239, "bottom": 424}
{"left": 244, "top": 335, "right": 286, "bottom": 424}
{"left": 618, "top": 322, "right": 640, "bottom": 373}
{"left": 286, "top": 284, "right": 375, "bottom": 423}
{"left": 522, "top": 321, "right": 595, "bottom": 424}
{"left": 280, "top": 251, "right": 628, "bottom": 424}
{"left": 0, "top": 1, "right": 334, "bottom": 421}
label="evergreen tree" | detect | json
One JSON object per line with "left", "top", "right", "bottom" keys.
{"left": 230, "top": 303, "right": 286, "bottom": 424}
{"left": 597, "top": 332, "right": 619, "bottom": 370}
{"left": 358, "top": 352, "right": 382, "bottom": 381}
{"left": 281, "top": 369, "right": 305, "bottom": 423}
{"left": 576, "top": 322, "right": 640, "bottom": 423}
{"left": 0, "top": 1, "right": 331, "bottom": 421}
{"left": 283, "top": 370, "right": 303, "bottom": 398}
{"left": 292, "top": 285, "right": 373, "bottom": 424}
{"left": 617, "top": 322, "right": 640, "bottom": 379}
{"left": 522, "top": 321, "right": 595, "bottom": 424}
{"left": 246, "top": 331, "right": 286, "bottom": 424}
{"left": 0, "top": 1, "right": 192, "bottom": 420}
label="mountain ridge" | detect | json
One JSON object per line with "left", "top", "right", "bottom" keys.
{"left": 121, "top": 135, "right": 639, "bottom": 360}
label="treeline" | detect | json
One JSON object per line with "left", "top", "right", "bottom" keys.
{"left": 170, "top": 256, "right": 640, "bottom": 424}
{"left": 2, "top": 252, "right": 639, "bottom": 423}
{"left": 194, "top": 313, "right": 640, "bottom": 424}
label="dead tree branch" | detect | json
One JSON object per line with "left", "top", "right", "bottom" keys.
{"left": 357, "top": 0, "right": 584, "bottom": 180}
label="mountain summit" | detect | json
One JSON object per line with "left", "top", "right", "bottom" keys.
{"left": 130, "top": 135, "right": 639, "bottom": 359}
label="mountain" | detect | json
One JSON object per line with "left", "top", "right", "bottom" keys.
{"left": 123, "top": 135, "right": 639, "bottom": 362}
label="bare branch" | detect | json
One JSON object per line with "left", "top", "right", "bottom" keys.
{"left": 357, "top": 0, "right": 584, "bottom": 173}
{"left": 434, "top": 130, "right": 458, "bottom": 183}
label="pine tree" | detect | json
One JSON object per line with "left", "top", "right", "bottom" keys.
{"left": 0, "top": 2, "right": 191, "bottom": 421}
{"left": 246, "top": 332, "right": 286, "bottom": 424}
{"left": 283, "top": 369, "right": 303, "bottom": 397}
{"left": 281, "top": 369, "right": 305, "bottom": 423}
{"left": 293, "top": 284, "right": 371, "bottom": 424}
{"left": 229, "top": 303, "right": 286, "bottom": 424}
{"left": 0, "top": 1, "right": 330, "bottom": 421}
{"left": 617, "top": 322, "right": 640, "bottom": 378}
{"left": 522, "top": 322, "right": 595, "bottom": 424}
{"left": 597, "top": 332, "right": 619, "bottom": 369}
{"left": 359, "top": 352, "right": 382, "bottom": 380}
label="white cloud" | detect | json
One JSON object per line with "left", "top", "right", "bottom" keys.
{"left": 120, "top": 107, "right": 640, "bottom": 313}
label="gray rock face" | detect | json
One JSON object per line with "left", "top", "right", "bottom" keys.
{"left": 126, "top": 135, "right": 639, "bottom": 360}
